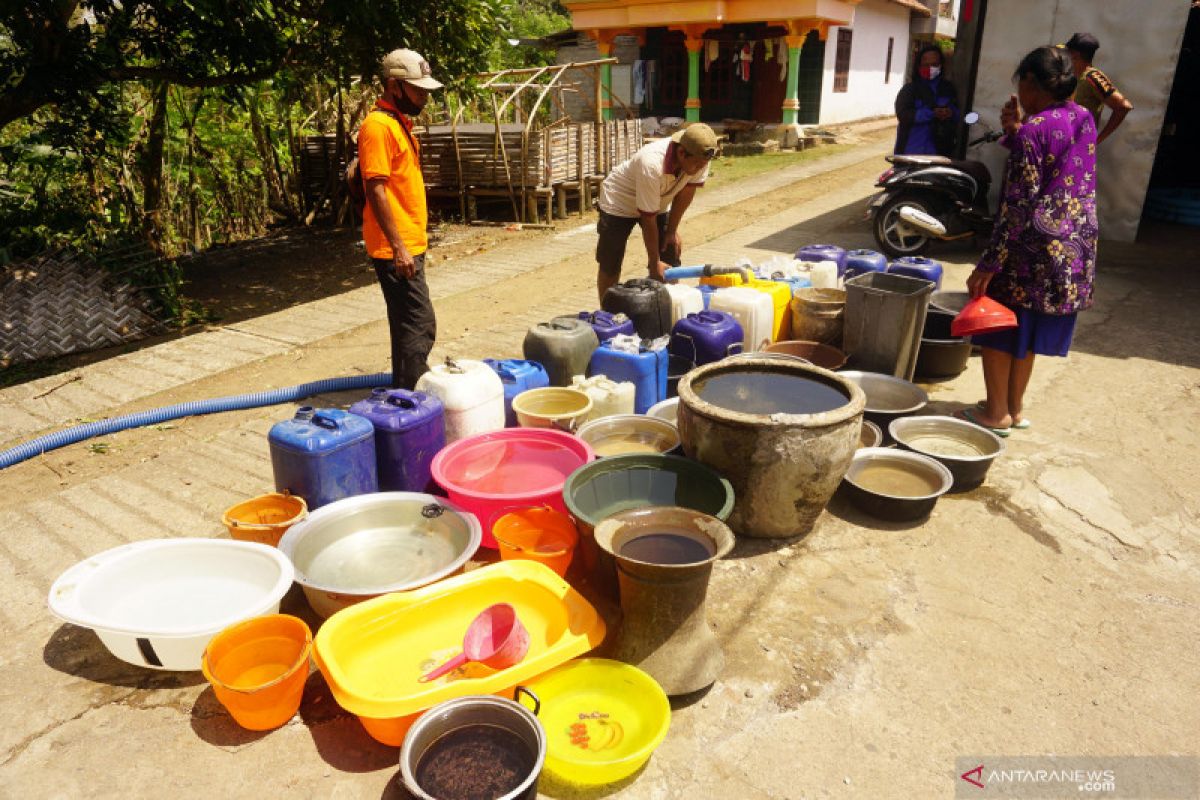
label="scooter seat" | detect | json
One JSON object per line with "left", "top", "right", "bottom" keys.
{"left": 887, "top": 154, "right": 952, "bottom": 166}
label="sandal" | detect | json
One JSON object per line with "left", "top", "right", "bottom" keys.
{"left": 975, "top": 401, "right": 1031, "bottom": 430}
{"left": 956, "top": 408, "right": 1011, "bottom": 437}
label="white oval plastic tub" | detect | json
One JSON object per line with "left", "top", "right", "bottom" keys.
{"left": 47, "top": 538, "right": 294, "bottom": 671}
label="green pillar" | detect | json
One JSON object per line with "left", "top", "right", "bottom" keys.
{"left": 782, "top": 37, "right": 803, "bottom": 125}
{"left": 685, "top": 47, "right": 701, "bottom": 122}
{"left": 601, "top": 62, "right": 613, "bottom": 121}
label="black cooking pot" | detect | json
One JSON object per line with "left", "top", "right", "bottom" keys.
{"left": 915, "top": 310, "right": 972, "bottom": 379}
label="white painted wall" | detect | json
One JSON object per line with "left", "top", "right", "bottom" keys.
{"left": 818, "top": 0, "right": 913, "bottom": 125}
{"left": 971, "top": 0, "right": 1188, "bottom": 241}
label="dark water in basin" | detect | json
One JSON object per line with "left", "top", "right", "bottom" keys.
{"left": 619, "top": 532, "right": 714, "bottom": 565}
{"left": 695, "top": 371, "right": 849, "bottom": 415}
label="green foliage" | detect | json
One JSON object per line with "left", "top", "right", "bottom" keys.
{"left": 0, "top": 0, "right": 561, "bottom": 323}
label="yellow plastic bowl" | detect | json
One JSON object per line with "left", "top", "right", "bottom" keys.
{"left": 524, "top": 658, "right": 670, "bottom": 786}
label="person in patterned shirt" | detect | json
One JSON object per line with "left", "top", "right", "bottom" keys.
{"left": 958, "top": 46, "right": 1098, "bottom": 437}
{"left": 1063, "top": 32, "right": 1133, "bottom": 145}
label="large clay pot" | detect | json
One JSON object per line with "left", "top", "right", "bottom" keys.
{"left": 594, "top": 507, "right": 734, "bottom": 696}
{"left": 676, "top": 356, "right": 865, "bottom": 538}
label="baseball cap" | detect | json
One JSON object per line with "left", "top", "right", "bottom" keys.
{"left": 672, "top": 123, "right": 720, "bottom": 159}
{"left": 380, "top": 48, "right": 443, "bottom": 90}
{"left": 1062, "top": 32, "right": 1100, "bottom": 58}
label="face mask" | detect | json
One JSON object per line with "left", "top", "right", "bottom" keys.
{"left": 393, "top": 83, "right": 425, "bottom": 116}
{"left": 920, "top": 65, "right": 942, "bottom": 81}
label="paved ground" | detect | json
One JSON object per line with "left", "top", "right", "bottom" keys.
{"left": 1, "top": 126, "right": 1198, "bottom": 799}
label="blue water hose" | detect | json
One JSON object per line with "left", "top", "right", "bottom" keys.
{"left": 0, "top": 372, "right": 391, "bottom": 470}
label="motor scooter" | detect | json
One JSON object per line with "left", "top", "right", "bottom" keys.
{"left": 868, "top": 112, "right": 1004, "bottom": 257}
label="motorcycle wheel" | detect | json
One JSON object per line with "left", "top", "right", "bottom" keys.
{"left": 874, "top": 195, "right": 935, "bottom": 258}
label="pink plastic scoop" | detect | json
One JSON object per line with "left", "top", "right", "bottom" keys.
{"left": 418, "top": 603, "right": 531, "bottom": 683}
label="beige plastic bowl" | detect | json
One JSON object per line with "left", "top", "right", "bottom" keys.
{"left": 512, "top": 387, "right": 594, "bottom": 433}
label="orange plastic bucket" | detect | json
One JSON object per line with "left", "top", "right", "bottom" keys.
{"left": 492, "top": 506, "right": 578, "bottom": 578}
{"left": 201, "top": 614, "right": 312, "bottom": 731}
{"left": 222, "top": 493, "right": 307, "bottom": 547}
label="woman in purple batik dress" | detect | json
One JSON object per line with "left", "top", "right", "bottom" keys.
{"left": 959, "top": 46, "right": 1098, "bottom": 437}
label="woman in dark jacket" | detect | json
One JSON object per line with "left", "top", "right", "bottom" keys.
{"left": 895, "top": 45, "right": 959, "bottom": 156}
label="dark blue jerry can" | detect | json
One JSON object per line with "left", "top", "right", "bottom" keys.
{"left": 844, "top": 249, "right": 889, "bottom": 280}
{"left": 484, "top": 359, "right": 551, "bottom": 426}
{"left": 576, "top": 311, "right": 636, "bottom": 343}
{"left": 348, "top": 389, "right": 445, "bottom": 493}
{"left": 669, "top": 310, "right": 744, "bottom": 367}
{"left": 588, "top": 340, "right": 669, "bottom": 414}
{"left": 795, "top": 244, "right": 848, "bottom": 276}
{"left": 889, "top": 256, "right": 943, "bottom": 289}
{"left": 269, "top": 407, "right": 377, "bottom": 509}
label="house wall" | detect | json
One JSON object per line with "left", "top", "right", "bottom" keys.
{"left": 970, "top": 0, "right": 1188, "bottom": 241}
{"left": 556, "top": 36, "right": 641, "bottom": 121}
{"left": 818, "top": 0, "right": 912, "bottom": 125}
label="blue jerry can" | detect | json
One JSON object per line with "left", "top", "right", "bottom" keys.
{"left": 587, "top": 340, "right": 669, "bottom": 414}
{"left": 484, "top": 359, "right": 551, "bottom": 427}
{"left": 268, "top": 407, "right": 377, "bottom": 509}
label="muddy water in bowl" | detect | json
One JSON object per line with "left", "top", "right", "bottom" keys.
{"left": 852, "top": 462, "right": 943, "bottom": 497}
{"left": 904, "top": 434, "right": 986, "bottom": 459}
{"left": 619, "top": 531, "right": 714, "bottom": 565}
{"left": 695, "top": 371, "right": 848, "bottom": 415}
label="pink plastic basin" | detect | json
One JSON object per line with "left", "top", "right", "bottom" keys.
{"left": 431, "top": 429, "right": 594, "bottom": 548}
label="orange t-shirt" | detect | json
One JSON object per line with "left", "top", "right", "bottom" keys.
{"left": 358, "top": 99, "right": 428, "bottom": 259}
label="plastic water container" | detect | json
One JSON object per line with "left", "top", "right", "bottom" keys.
{"left": 710, "top": 287, "right": 774, "bottom": 352}
{"left": 670, "top": 310, "right": 744, "bottom": 366}
{"left": 575, "top": 311, "right": 635, "bottom": 343}
{"left": 571, "top": 374, "right": 637, "bottom": 420}
{"left": 588, "top": 341, "right": 669, "bottom": 414}
{"left": 770, "top": 274, "right": 813, "bottom": 295}
{"left": 748, "top": 279, "right": 792, "bottom": 342}
{"left": 888, "top": 256, "right": 944, "bottom": 289}
{"left": 796, "top": 244, "right": 848, "bottom": 277}
{"left": 483, "top": 359, "right": 550, "bottom": 427}
{"left": 843, "top": 271, "right": 935, "bottom": 380}
{"left": 601, "top": 279, "right": 672, "bottom": 339}
{"left": 269, "top": 407, "right": 377, "bottom": 510}
{"left": 807, "top": 260, "right": 839, "bottom": 289}
{"left": 844, "top": 250, "right": 889, "bottom": 280}
{"left": 523, "top": 319, "right": 600, "bottom": 386}
{"left": 349, "top": 389, "right": 446, "bottom": 493}
{"left": 415, "top": 358, "right": 506, "bottom": 443}
{"left": 665, "top": 284, "right": 704, "bottom": 325}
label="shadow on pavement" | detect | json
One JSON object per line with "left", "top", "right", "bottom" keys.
{"left": 42, "top": 622, "right": 206, "bottom": 689}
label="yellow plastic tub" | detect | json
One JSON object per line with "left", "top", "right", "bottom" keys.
{"left": 525, "top": 659, "right": 670, "bottom": 786}
{"left": 312, "top": 560, "right": 606, "bottom": 746}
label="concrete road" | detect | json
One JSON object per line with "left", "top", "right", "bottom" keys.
{"left": 1, "top": 128, "right": 1197, "bottom": 799}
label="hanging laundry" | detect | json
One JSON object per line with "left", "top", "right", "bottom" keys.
{"left": 633, "top": 60, "right": 646, "bottom": 104}
{"left": 645, "top": 60, "right": 657, "bottom": 108}
{"left": 776, "top": 38, "right": 788, "bottom": 65}
{"left": 738, "top": 42, "right": 753, "bottom": 81}
{"left": 764, "top": 39, "right": 773, "bottom": 59}
{"left": 707, "top": 39, "right": 719, "bottom": 71}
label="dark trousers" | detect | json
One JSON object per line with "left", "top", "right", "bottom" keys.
{"left": 595, "top": 210, "right": 681, "bottom": 277}
{"left": 372, "top": 254, "right": 436, "bottom": 389}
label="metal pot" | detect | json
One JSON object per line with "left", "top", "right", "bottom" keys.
{"left": 889, "top": 416, "right": 1005, "bottom": 491}
{"left": 277, "top": 492, "right": 482, "bottom": 618}
{"left": 841, "top": 447, "right": 953, "bottom": 522}
{"left": 400, "top": 689, "right": 546, "bottom": 800}
{"left": 838, "top": 370, "right": 928, "bottom": 429}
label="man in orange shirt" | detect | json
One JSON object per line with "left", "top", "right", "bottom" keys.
{"left": 359, "top": 48, "right": 442, "bottom": 388}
